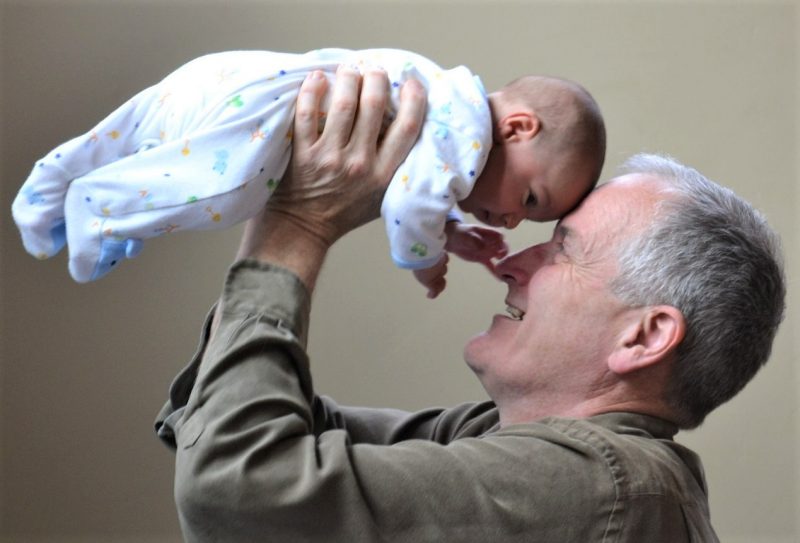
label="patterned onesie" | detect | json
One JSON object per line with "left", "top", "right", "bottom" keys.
{"left": 11, "top": 49, "right": 492, "bottom": 282}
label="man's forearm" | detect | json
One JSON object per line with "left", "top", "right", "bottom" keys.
{"left": 235, "top": 209, "right": 330, "bottom": 293}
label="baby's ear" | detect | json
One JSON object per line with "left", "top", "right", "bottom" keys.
{"left": 497, "top": 111, "right": 540, "bottom": 142}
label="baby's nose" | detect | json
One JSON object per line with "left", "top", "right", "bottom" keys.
{"left": 503, "top": 213, "right": 523, "bottom": 229}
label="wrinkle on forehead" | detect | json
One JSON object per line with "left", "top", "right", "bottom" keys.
{"left": 595, "top": 175, "right": 664, "bottom": 232}
{"left": 559, "top": 180, "right": 645, "bottom": 284}
{"left": 598, "top": 176, "right": 677, "bottom": 275}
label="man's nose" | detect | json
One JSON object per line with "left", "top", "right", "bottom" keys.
{"left": 492, "top": 243, "right": 548, "bottom": 284}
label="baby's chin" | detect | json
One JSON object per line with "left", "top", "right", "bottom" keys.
{"left": 456, "top": 200, "right": 478, "bottom": 218}
{"left": 456, "top": 200, "right": 495, "bottom": 226}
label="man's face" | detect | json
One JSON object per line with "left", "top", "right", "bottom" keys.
{"left": 463, "top": 175, "right": 659, "bottom": 412}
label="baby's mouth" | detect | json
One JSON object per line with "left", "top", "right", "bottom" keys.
{"left": 506, "top": 304, "right": 525, "bottom": 321}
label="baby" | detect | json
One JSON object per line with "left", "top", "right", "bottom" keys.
{"left": 11, "top": 48, "right": 605, "bottom": 296}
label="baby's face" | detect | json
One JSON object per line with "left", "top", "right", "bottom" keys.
{"left": 458, "top": 144, "right": 593, "bottom": 228}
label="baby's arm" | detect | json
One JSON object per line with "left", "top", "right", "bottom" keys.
{"left": 412, "top": 221, "right": 507, "bottom": 299}
{"left": 413, "top": 253, "right": 449, "bottom": 299}
{"left": 444, "top": 220, "right": 508, "bottom": 272}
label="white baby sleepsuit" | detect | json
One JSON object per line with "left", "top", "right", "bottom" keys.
{"left": 11, "top": 49, "right": 492, "bottom": 282}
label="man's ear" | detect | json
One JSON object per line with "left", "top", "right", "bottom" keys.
{"left": 496, "top": 111, "right": 540, "bottom": 143}
{"left": 608, "top": 306, "right": 686, "bottom": 375}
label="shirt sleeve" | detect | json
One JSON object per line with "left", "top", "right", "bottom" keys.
{"left": 159, "top": 260, "right": 705, "bottom": 542}
{"left": 158, "top": 262, "right": 528, "bottom": 541}
{"left": 311, "top": 395, "right": 500, "bottom": 444}
{"left": 156, "top": 261, "right": 497, "bottom": 538}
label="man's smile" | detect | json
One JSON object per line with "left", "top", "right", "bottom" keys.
{"left": 505, "top": 302, "right": 525, "bottom": 321}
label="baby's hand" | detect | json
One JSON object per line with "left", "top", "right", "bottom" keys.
{"left": 444, "top": 222, "right": 509, "bottom": 272}
{"left": 413, "top": 254, "right": 449, "bottom": 299}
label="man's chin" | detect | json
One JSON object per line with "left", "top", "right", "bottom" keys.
{"left": 463, "top": 333, "right": 491, "bottom": 375}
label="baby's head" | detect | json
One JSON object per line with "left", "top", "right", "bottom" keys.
{"left": 458, "top": 75, "right": 606, "bottom": 227}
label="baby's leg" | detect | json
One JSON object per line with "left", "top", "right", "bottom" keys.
{"left": 63, "top": 182, "right": 143, "bottom": 282}
{"left": 11, "top": 85, "right": 163, "bottom": 261}
{"left": 63, "top": 80, "right": 299, "bottom": 282}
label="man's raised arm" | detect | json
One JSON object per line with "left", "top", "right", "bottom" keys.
{"left": 159, "top": 68, "right": 430, "bottom": 542}
{"left": 234, "top": 67, "right": 426, "bottom": 291}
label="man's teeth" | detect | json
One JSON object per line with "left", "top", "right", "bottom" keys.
{"left": 506, "top": 305, "right": 525, "bottom": 320}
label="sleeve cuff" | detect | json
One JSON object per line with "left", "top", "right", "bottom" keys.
{"left": 221, "top": 259, "right": 312, "bottom": 346}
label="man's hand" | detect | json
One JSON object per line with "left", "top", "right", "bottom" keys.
{"left": 236, "top": 67, "right": 426, "bottom": 289}
{"left": 270, "top": 67, "right": 426, "bottom": 245}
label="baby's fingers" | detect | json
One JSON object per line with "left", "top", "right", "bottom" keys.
{"left": 474, "top": 229, "right": 508, "bottom": 256}
{"left": 427, "top": 276, "right": 447, "bottom": 299}
{"left": 487, "top": 236, "right": 509, "bottom": 258}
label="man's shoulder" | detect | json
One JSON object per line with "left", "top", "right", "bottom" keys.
{"left": 429, "top": 400, "right": 501, "bottom": 441}
{"left": 494, "top": 412, "right": 709, "bottom": 502}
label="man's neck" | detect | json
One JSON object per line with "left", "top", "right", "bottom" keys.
{"left": 495, "top": 394, "right": 675, "bottom": 428}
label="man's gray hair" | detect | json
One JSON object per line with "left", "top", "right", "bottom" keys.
{"left": 611, "top": 153, "right": 786, "bottom": 429}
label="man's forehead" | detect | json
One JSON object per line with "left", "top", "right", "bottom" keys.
{"left": 555, "top": 174, "right": 661, "bottom": 244}
{"left": 604, "top": 172, "right": 666, "bottom": 192}
{"left": 586, "top": 173, "right": 664, "bottom": 210}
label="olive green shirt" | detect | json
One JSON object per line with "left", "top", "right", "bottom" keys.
{"left": 156, "top": 260, "right": 720, "bottom": 542}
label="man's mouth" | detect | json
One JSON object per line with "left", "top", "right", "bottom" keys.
{"left": 505, "top": 304, "right": 525, "bottom": 321}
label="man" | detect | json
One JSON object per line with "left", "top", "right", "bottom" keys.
{"left": 156, "top": 68, "right": 785, "bottom": 542}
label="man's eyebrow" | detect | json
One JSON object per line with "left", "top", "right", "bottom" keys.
{"left": 554, "top": 222, "right": 580, "bottom": 254}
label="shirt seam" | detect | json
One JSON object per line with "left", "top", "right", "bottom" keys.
{"left": 555, "top": 419, "right": 625, "bottom": 543}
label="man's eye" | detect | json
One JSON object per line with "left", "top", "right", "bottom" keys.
{"left": 552, "top": 241, "right": 569, "bottom": 262}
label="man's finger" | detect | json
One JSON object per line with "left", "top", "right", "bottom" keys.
{"left": 377, "top": 78, "right": 426, "bottom": 179}
{"left": 320, "top": 65, "right": 361, "bottom": 149}
{"left": 349, "top": 68, "right": 390, "bottom": 151}
{"left": 293, "top": 71, "right": 328, "bottom": 150}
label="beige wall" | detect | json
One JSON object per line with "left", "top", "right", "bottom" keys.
{"left": 1, "top": 1, "right": 797, "bottom": 541}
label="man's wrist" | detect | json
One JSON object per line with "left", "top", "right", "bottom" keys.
{"left": 236, "top": 210, "right": 331, "bottom": 292}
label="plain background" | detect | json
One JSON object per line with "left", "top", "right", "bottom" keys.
{"left": 0, "top": 1, "right": 797, "bottom": 541}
